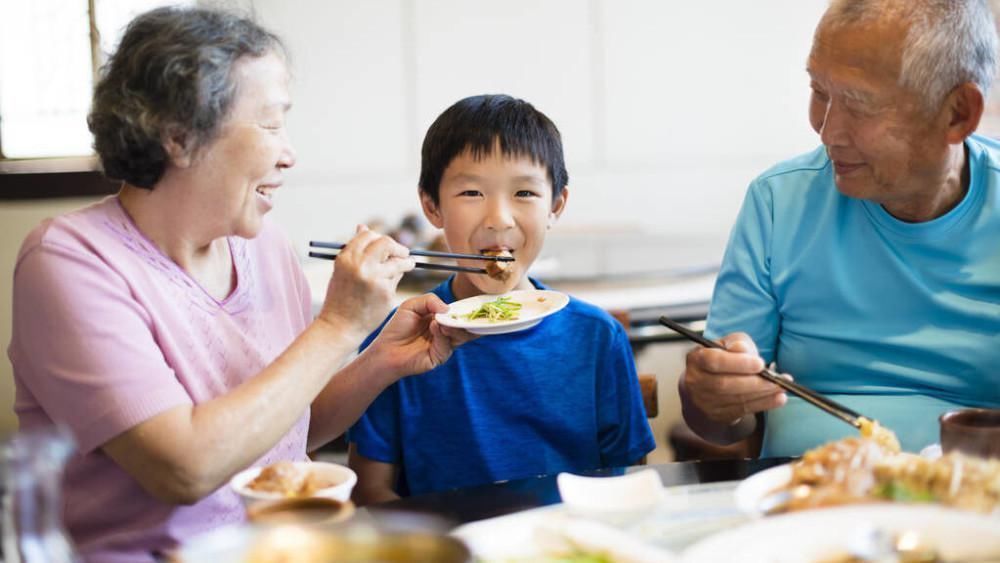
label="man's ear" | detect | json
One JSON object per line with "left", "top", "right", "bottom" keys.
{"left": 419, "top": 189, "right": 444, "bottom": 229}
{"left": 943, "top": 82, "right": 985, "bottom": 144}
{"left": 162, "top": 125, "right": 193, "bottom": 168}
{"left": 548, "top": 186, "right": 569, "bottom": 228}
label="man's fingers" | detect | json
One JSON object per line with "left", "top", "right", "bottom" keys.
{"left": 689, "top": 346, "right": 765, "bottom": 375}
{"left": 718, "top": 332, "right": 759, "bottom": 356}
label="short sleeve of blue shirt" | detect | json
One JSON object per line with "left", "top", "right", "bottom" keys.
{"left": 348, "top": 277, "right": 655, "bottom": 496}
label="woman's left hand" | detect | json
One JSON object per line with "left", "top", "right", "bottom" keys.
{"left": 364, "top": 293, "right": 477, "bottom": 379}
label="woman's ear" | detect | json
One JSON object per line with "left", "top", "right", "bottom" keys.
{"left": 161, "top": 125, "right": 193, "bottom": 169}
{"left": 548, "top": 186, "right": 569, "bottom": 228}
{"left": 419, "top": 189, "right": 444, "bottom": 229}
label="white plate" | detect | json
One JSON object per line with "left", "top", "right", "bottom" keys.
{"left": 435, "top": 289, "right": 569, "bottom": 335}
{"left": 452, "top": 507, "right": 678, "bottom": 563}
{"left": 732, "top": 464, "right": 792, "bottom": 516}
{"left": 681, "top": 504, "right": 1000, "bottom": 563}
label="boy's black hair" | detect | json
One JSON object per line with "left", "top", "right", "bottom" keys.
{"left": 419, "top": 94, "right": 569, "bottom": 204}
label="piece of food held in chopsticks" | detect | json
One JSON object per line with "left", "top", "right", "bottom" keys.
{"left": 461, "top": 296, "right": 523, "bottom": 323}
{"left": 483, "top": 249, "right": 514, "bottom": 281}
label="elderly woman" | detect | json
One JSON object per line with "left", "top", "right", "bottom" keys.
{"left": 8, "top": 7, "right": 468, "bottom": 561}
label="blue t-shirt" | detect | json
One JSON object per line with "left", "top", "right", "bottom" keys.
{"left": 706, "top": 135, "right": 1000, "bottom": 457}
{"left": 348, "top": 278, "right": 656, "bottom": 496}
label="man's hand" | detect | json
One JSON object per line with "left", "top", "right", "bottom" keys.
{"left": 682, "top": 332, "right": 787, "bottom": 424}
{"left": 364, "top": 293, "right": 477, "bottom": 379}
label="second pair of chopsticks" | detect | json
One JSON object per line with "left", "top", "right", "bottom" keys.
{"left": 658, "top": 316, "right": 864, "bottom": 429}
{"left": 308, "top": 240, "right": 514, "bottom": 275}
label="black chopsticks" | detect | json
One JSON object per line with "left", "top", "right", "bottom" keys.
{"left": 658, "top": 316, "right": 864, "bottom": 429}
{"left": 308, "top": 240, "right": 515, "bottom": 275}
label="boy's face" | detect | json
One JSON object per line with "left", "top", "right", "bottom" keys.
{"left": 421, "top": 149, "right": 568, "bottom": 297}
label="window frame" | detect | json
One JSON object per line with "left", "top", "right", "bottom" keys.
{"left": 0, "top": 0, "right": 118, "bottom": 200}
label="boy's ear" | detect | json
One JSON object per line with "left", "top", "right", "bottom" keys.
{"left": 548, "top": 187, "right": 569, "bottom": 229}
{"left": 419, "top": 189, "right": 445, "bottom": 229}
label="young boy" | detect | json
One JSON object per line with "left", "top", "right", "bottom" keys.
{"left": 348, "top": 94, "right": 655, "bottom": 503}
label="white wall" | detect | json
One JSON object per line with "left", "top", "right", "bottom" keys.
{"left": 250, "top": 0, "right": 829, "bottom": 250}
{"left": 0, "top": 1, "right": 829, "bottom": 435}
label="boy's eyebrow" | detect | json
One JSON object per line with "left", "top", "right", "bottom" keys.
{"left": 513, "top": 174, "right": 546, "bottom": 184}
{"left": 448, "top": 172, "right": 484, "bottom": 183}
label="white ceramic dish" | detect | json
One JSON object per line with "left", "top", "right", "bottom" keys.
{"left": 229, "top": 461, "right": 357, "bottom": 507}
{"left": 452, "top": 508, "right": 678, "bottom": 563}
{"left": 557, "top": 469, "right": 665, "bottom": 525}
{"left": 681, "top": 504, "right": 1000, "bottom": 563}
{"left": 732, "top": 464, "right": 792, "bottom": 516}
{"left": 435, "top": 289, "right": 569, "bottom": 335}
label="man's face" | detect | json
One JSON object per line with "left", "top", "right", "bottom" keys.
{"left": 807, "top": 18, "right": 948, "bottom": 206}
{"left": 421, "top": 148, "right": 567, "bottom": 297}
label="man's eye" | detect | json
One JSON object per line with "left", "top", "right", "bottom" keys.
{"left": 811, "top": 88, "right": 829, "bottom": 102}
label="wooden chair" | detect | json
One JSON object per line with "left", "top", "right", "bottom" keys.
{"left": 608, "top": 309, "right": 658, "bottom": 420}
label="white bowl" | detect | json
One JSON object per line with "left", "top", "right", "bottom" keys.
{"left": 229, "top": 461, "right": 357, "bottom": 508}
{"left": 556, "top": 469, "right": 664, "bottom": 525}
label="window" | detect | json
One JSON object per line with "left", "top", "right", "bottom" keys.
{"left": 0, "top": 0, "right": 191, "bottom": 160}
{"left": 0, "top": 0, "right": 192, "bottom": 198}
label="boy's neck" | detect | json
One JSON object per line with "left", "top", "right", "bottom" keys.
{"left": 450, "top": 274, "right": 536, "bottom": 300}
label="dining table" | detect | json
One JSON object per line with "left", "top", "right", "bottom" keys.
{"left": 355, "top": 456, "right": 794, "bottom": 559}
{"left": 369, "top": 457, "right": 791, "bottom": 527}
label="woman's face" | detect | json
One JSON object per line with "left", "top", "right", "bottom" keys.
{"left": 188, "top": 52, "right": 296, "bottom": 239}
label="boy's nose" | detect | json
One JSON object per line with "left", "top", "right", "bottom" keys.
{"left": 485, "top": 201, "right": 515, "bottom": 231}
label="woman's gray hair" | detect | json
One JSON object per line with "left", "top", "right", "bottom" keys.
{"left": 822, "top": 0, "right": 998, "bottom": 113}
{"left": 88, "top": 7, "right": 284, "bottom": 188}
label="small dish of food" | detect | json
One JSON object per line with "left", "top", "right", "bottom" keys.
{"left": 435, "top": 289, "right": 569, "bottom": 335}
{"left": 230, "top": 460, "right": 357, "bottom": 508}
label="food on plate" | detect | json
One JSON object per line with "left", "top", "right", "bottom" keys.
{"left": 463, "top": 296, "right": 523, "bottom": 323}
{"left": 857, "top": 417, "right": 901, "bottom": 452}
{"left": 483, "top": 249, "right": 514, "bottom": 281}
{"left": 246, "top": 461, "right": 339, "bottom": 498}
{"left": 771, "top": 433, "right": 1000, "bottom": 514}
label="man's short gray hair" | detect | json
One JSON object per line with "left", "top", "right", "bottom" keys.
{"left": 822, "top": 0, "right": 998, "bottom": 113}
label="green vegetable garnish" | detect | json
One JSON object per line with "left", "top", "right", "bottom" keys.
{"left": 873, "top": 481, "right": 937, "bottom": 503}
{"left": 463, "top": 296, "right": 523, "bottom": 322}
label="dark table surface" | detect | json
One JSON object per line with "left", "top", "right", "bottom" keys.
{"left": 370, "top": 457, "right": 792, "bottom": 527}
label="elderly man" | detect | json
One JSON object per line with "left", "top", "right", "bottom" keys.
{"left": 681, "top": 0, "right": 1000, "bottom": 457}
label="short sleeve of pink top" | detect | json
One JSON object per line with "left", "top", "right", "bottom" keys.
{"left": 8, "top": 196, "right": 314, "bottom": 561}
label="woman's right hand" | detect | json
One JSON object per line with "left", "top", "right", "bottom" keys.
{"left": 318, "top": 225, "right": 415, "bottom": 338}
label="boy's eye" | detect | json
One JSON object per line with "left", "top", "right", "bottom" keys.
{"left": 458, "top": 189, "right": 482, "bottom": 197}
{"left": 515, "top": 190, "right": 539, "bottom": 198}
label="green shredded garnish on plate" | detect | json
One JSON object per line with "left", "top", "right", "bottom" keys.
{"left": 872, "top": 481, "right": 936, "bottom": 503}
{"left": 463, "top": 296, "right": 523, "bottom": 323}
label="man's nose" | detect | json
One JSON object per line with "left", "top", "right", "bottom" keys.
{"left": 819, "top": 100, "right": 849, "bottom": 148}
